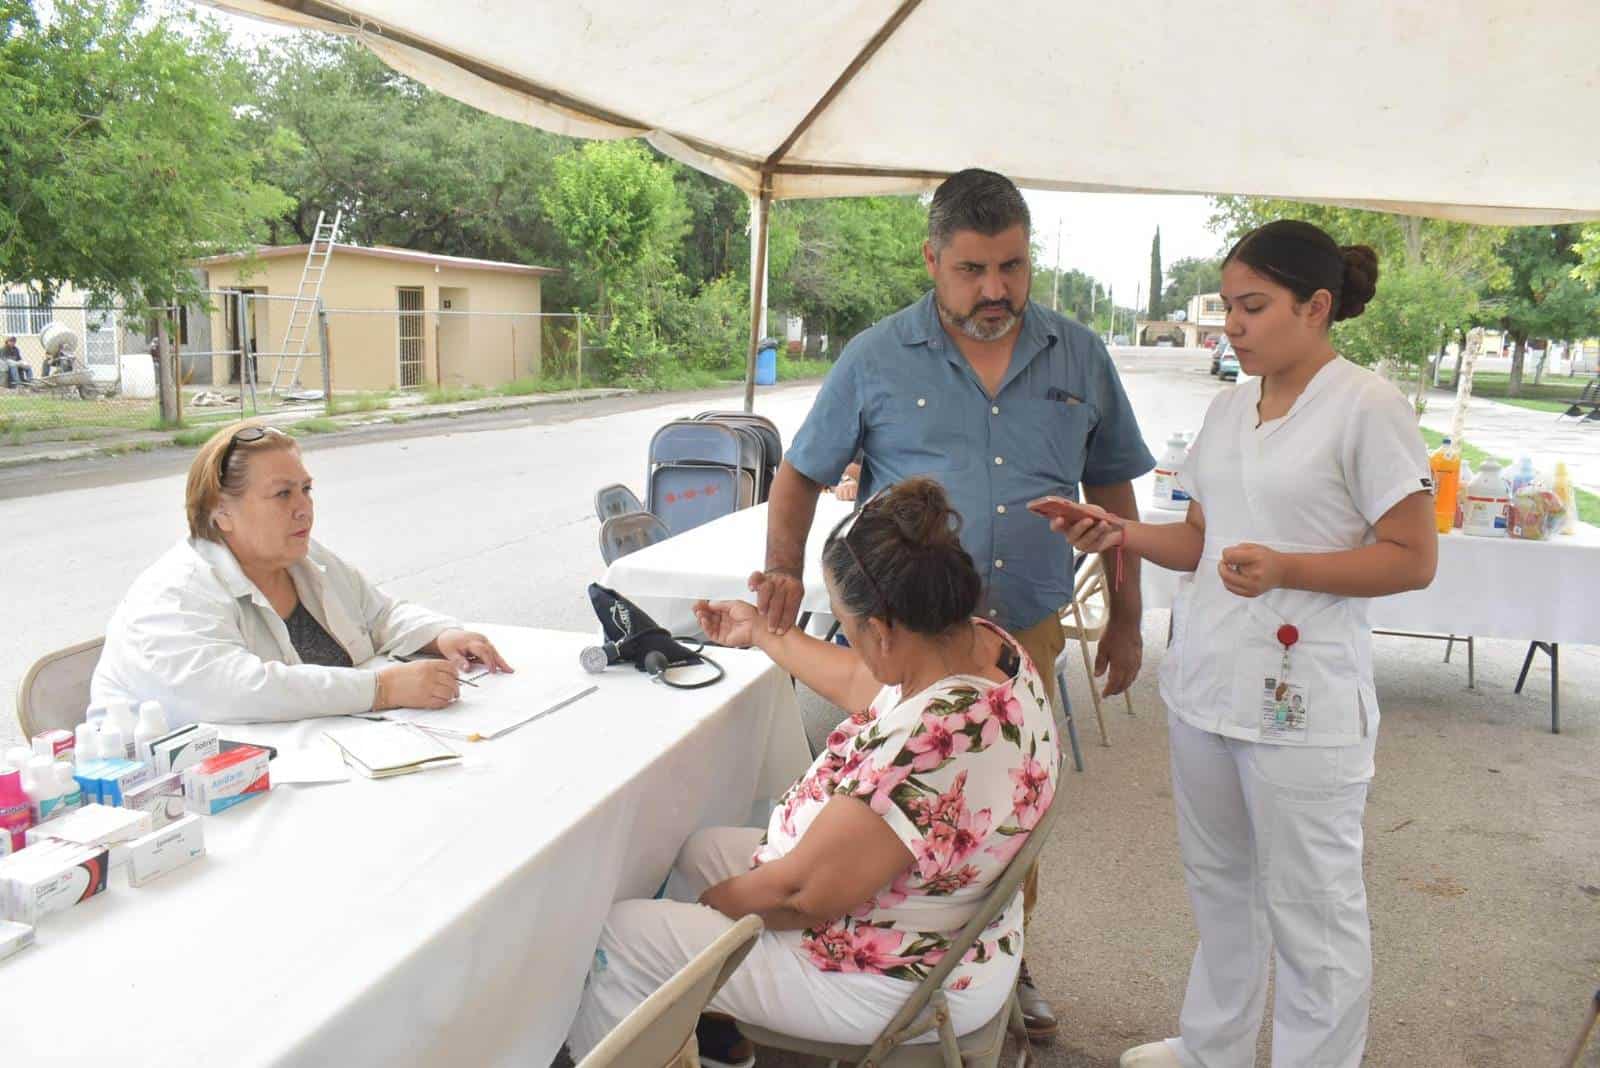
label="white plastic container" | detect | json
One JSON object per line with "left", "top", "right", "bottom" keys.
{"left": 133, "top": 701, "right": 168, "bottom": 762}
{"left": 103, "top": 701, "right": 136, "bottom": 758}
{"left": 24, "top": 757, "right": 63, "bottom": 824}
{"left": 1152, "top": 432, "right": 1192, "bottom": 511}
{"left": 1463, "top": 459, "right": 1511, "bottom": 538}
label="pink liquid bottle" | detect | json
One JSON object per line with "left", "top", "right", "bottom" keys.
{"left": 0, "top": 763, "right": 34, "bottom": 852}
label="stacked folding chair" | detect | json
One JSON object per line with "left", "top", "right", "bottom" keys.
{"left": 693, "top": 411, "right": 783, "bottom": 502}
{"left": 647, "top": 420, "right": 761, "bottom": 535}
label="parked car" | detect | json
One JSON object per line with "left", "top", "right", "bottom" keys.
{"left": 1219, "top": 349, "right": 1241, "bottom": 382}
{"left": 1210, "top": 336, "right": 1234, "bottom": 375}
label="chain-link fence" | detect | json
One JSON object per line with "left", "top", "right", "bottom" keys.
{"left": 1, "top": 292, "right": 607, "bottom": 448}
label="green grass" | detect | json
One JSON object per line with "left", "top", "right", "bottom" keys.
{"left": 98, "top": 441, "right": 157, "bottom": 456}
{"left": 172, "top": 425, "right": 226, "bottom": 447}
{"left": 0, "top": 393, "right": 156, "bottom": 434}
{"left": 1492, "top": 397, "right": 1572, "bottom": 415}
{"left": 650, "top": 366, "right": 725, "bottom": 392}
{"left": 331, "top": 391, "right": 391, "bottom": 414}
{"left": 422, "top": 385, "right": 491, "bottom": 405}
{"left": 1448, "top": 370, "right": 1592, "bottom": 405}
{"left": 1419, "top": 427, "right": 1599, "bottom": 526}
{"left": 288, "top": 418, "right": 339, "bottom": 436}
{"left": 777, "top": 356, "right": 833, "bottom": 381}
{"left": 499, "top": 375, "right": 580, "bottom": 396}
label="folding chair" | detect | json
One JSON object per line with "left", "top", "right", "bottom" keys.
{"left": 1055, "top": 556, "right": 1134, "bottom": 749}
{"left": 599, "top": 512, "right": 671, "bottom": 566}
{"left": 648, "top": 420, "right": 759, "bottom": 535}
{"left": 16, "top": 637, "right": 103, "bottom": 738}
{"left": 594, "top": 483, "right": 645, "bottom": 523}
{"left": 739, "top": 776, "right": 1064, "bottom": 1067}
{"left": 577, "top": 915, "right": 763, "bottom": 1068}
{"left": 694, "top": 411, "right": 784, "bottom": 502}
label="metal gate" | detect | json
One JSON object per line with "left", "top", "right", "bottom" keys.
{"left": 397, "top": 286, "right": 425, "bottom": 388}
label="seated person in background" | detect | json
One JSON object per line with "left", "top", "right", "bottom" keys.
{"left": 2, "top": 336, "right": 33, "bottom": 387}
{"left": 91, "top": 420, "right": 511, "bottom": 726}
{"left": 567, "top": 478, "right": 1060, "bottom": 1063}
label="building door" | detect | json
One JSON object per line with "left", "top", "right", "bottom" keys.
{"left": 398, "top": 286, "right": 425, "bottom": 387}
{"left": 224, "top": 289, "right": 260, "bottom": 386}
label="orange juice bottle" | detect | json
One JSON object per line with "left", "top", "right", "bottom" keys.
{"left": 1429, "top": 438, "right": 1461, "bottom": 534}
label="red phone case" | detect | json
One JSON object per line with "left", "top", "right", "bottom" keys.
{"left": 1026, "top": 495, "right": 1106, "bottom": 524}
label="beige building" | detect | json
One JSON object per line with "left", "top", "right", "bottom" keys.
{"left": 196, "top": 244, "right": 557, "bottom": 392}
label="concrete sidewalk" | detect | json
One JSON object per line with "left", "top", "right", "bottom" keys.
{"left": 0, "top": 386, "right": 635, "bottom": 471}
{"left": 1420, "top": 385, "right": 1600, "bottom": 496}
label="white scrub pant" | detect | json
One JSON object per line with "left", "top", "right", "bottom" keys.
{"left": 1166, "top": 713, "right": 1377, "bottom": 1068}
{"left": 567, "top": 827, "right": 1012, "bottom": 1061}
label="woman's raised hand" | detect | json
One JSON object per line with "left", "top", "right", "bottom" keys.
{"left": 694, "top": 599, "right": 759, "bottom": 648}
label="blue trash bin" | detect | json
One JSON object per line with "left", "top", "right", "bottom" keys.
{"left": 755, "top": 338, "right": 779, "bottom": 386}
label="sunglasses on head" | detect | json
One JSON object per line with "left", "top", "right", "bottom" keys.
{"left": 219, "top": 425, "right": 284, "bottom": 476}
{"left": 827, "top": 487, "right": 892, "bottom": 617}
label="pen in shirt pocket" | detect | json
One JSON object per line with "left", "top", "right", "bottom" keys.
{"left": 1045, "top": 387, "right": 1084, "bottom": 405}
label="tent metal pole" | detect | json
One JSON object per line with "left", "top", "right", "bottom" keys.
{"left": 744, "top": 180, "right": 773, "bottom": 413}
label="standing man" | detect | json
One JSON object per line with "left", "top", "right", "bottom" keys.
{"left": 751, "top": 169, "right": 1156, "bottom": 1039}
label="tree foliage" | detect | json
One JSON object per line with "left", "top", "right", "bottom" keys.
{"left": 1148, "top": 228, "right": 1163, "bottom": 320}
{"left": 0, "top": 0, "right": 290, "bottom": 304}
{"left": 1162, "top": 256, "right": 1222, "bottom": 313}
{"left": 1490, "top": 225, "right": 1600, "bottom": 394}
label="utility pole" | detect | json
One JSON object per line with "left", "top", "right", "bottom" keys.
{"left": 1051, "top": 218, "right": 1062, "bottom": 313}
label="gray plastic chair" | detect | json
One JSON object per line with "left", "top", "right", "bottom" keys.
{"left": 595, "top": 483, "right": 645, "bottom": 523}
{"left": 739, "top": 770, "right": 1065, "bottom": 1067}
{"left": 577, "top": 914, "right": 763, "bottom": 1068}
{"left": 16, "top": 637, "right": 104, "bottom": 737}
{"left": 600, "top": 512, "right": 671, "bottom": 566}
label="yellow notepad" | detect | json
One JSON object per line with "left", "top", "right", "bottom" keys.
{"left": 322, "top": 722, "right": 461, "bottom": 779}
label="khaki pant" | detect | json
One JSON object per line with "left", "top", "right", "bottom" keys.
{"left": 1005, "top": 614, "right": 1067, "bottom": 929}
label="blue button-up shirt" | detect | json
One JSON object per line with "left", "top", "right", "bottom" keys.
{"left": 787, "top": 292, "right": 1156, "bottom": 632}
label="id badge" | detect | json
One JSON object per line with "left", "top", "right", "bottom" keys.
{"left": 1259, "top": 677, "right": 1309, "bottom": 740}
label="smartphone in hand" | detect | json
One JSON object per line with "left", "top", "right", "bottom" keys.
{"left": 1026, "top": 495, "right": 1114, "bottom": 526}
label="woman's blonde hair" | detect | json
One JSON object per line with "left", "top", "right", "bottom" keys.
{"left": 185, "top": 420, "right": 299, "bottom": 541}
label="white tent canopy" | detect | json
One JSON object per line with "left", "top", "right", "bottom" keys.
{"left": 209, "top": 0, "right": 1600, "bottom": 402}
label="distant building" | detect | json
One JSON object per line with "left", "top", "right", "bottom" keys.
{"left": 196, "top": 244, "right": 557, "bottom": 392}
{"left": 1135, "top": 292, "right": 1226, "bottom": 348}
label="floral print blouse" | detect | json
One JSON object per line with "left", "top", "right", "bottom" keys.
{"left": 753, "top": 619, "right": 1060, "bottom": 990}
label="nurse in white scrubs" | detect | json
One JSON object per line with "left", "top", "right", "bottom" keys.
{"left": 1055, "top": 220, "right": 1439, "bottom": 1068}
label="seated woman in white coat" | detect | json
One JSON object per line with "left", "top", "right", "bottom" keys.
{"left": 567, "top": 479, "right": 1060, "bottom": 1065}
{"left": 91, "top": 421, "right": 511, "bottom": 725}
{"left": 1054, "top": 220, "right": 1438, "bottom": 1068}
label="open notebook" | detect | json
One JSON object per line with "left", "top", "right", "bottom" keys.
{"left": 323, "top": 722, "right": 462, "bottom": 779}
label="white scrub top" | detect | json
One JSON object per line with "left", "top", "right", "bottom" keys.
{"left": 1159, "top": 357, "right": 1431, "bottom": 746}
{"left": 91, "top": 537, "right": 459, "bottom": 726}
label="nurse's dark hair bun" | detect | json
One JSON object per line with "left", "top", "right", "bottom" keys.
{"left": 1334, "top": 245, "right": 1379, "bottom": 322}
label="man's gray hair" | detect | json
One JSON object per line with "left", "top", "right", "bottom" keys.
{"left": 927, "top": 169, "right": 1031, "bottom": 253}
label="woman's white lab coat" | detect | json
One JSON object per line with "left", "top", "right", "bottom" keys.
{"left": 90, "top": 536, "right": 458, "bottom": 726}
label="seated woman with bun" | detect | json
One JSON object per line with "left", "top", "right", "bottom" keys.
{"left": 91, "top": 420, "right": 510, "bottom": 726}
{"left": 567, "top": 477, "right": 1061, "bottom": 1063}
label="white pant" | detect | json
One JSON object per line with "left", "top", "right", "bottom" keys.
{"left": 1166, "top": 713, "right": 1377, "bottom": 1068}
{"left": 567, "top": 826, "right": 1012, "bottom": 1061}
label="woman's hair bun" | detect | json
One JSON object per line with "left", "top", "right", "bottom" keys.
{"left": 1334, "top": 245, "right": 1379, "bottom": 322}
{"left": 884, "top": 477, "right": 962, "bottom": 549}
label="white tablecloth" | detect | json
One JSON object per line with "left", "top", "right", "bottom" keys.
{"left": 603, "top": 496, "right": 857, "bottom": 635}
{"left": 1138, "top": 502, "right": 1600, "bottom": 645}
{"left": 6, "top": 625, "right": 810, "bottom": 1067}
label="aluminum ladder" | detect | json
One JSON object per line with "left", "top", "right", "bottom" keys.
{"left": 268, "top": 209, "right": 342, "bottom": 397}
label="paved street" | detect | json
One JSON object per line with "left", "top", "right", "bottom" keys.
{"left": 3, "top": 349, "right": 1597, "bottom": 1066}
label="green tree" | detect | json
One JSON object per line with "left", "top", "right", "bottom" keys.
{"left": 1163, "top": 256, "right": 1223, "bottom": 315}
{"left": 246, "top": 36, "right": 581, "bottom": 301}
{"left": 1492, "top": 225, "right": 1600, "bottom": 395}
{"left": 1034, "top": 266, "right": 1108, "bottom": 328}
{"left": 1148, "top": 228, "right": 1164, "bottom": 320}
{"left": 768, "top": 195, "right": 929, "bottom": 347}
{"left": 1337, "top": 263, "right": 1476, "bottom": 410}
{"left": 0, "top": 0, "right": 290, "bottom": 304}
{"left": 540, "top": 140, "right": 687, "bottom": 318}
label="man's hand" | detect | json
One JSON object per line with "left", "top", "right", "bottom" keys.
{"left": 748, "top": 567, "right": 805, "bottom": 635}
{"left": 1218, "top": 543, "right": 1287, "bottom": 598}
{"left": 1095, "top": 617, "right": 1143, "bottom": 697}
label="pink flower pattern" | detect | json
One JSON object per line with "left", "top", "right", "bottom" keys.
{"left": 756, "top": 620, "right": 1061, "bottom": 988}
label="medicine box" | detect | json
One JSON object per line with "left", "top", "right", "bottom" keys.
{"left": 126, "top": 814, "right": 204, "bottom": 887}
{"left": 184, "top": 746, "right": 270, "bottom": 816}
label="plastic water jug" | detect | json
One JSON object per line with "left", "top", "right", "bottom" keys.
{"left": 1463, "top": 459, "right": 1510, "bottom": 538}
{"left": 1152, "top": 433, "right": 1192, "bottom": 511}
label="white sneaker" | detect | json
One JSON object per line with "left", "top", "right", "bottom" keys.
{"left": 1119, "top": 1039, "right": 1182, "bottom": 1067}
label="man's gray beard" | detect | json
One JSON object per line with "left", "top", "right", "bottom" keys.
{"left": 937, "top": 298, "right": 1018, "bottom": 342}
